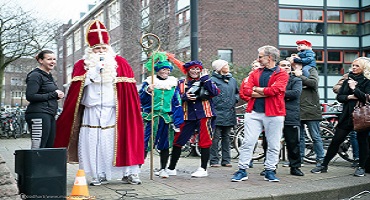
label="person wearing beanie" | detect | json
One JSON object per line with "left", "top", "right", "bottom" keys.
{"left": 209, "top": 59, "right": 239, "bottom": 168}
{"left": 167, "top": 60, "right": 220, "bottom": 178}
{"left": 139, "top": 54, "right": 184, "bottom": 179}
{"left": 290, "top": 39, "right": 316, "bottom": 78}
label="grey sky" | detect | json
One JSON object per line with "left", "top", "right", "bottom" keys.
{"left": 8, "top": 0, "right": 96, "bottom": 23}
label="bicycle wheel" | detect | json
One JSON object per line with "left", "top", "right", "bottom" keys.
{"left": 12, "top": 122, "right": 21, "bottom": 139}
{"left": 303, "top": 125, "right": 334, "bottom": 164}
{"left": 234, "top": 126, "right": 265, "bottom": 160}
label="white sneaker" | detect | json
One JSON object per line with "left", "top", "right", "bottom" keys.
{"left": 154, "top": 169, "right": 160, "bottom": 176}
{"left": 167, "top": 169, "right": 177, "bottom": 176}
{"left": 89, "top": 178, "right": 101, "bottom": 186}
{"left": 128, "top": 174, "right": 142, "bottom": 185}
{"left": 159, "top": 169, "right": 169, "bottom": 178}
{"left": 191, "top": 168, "right": 208, "bottom": 178}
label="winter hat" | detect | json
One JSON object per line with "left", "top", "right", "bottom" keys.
{"left": 183, "top": 60, "right": 203, "bottom": 72}
{"left": 212, "top": 59, "right": 228, "bottom": 71}
{"left": 296, "top": 39, "right": 312, "bottom": 47}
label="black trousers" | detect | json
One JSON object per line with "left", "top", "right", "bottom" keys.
{"left": 323, "top": 127, "right": 369, "bottom": 168}
{"left": 25, "top": 113, "right": 56, "bottom": 148}
{"left": 283, "top": 125, "right": 302, "bottom": 168}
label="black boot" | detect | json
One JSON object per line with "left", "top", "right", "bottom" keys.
{"left": 290, "top": 167, "right": 304, "bottom": 176}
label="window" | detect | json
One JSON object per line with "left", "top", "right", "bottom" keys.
{"left": 177, "top": 0, "right": 190, "bottom": 11}
{"left": 218, "top": 49, "right": 233, "bottom": 63}
{"left": 111, "top": 41, "right": 121, "bottom": 55}
{"left": 74, "top": 29, "right": 81, "bottom": 51}
{"left": 11, "top": 77, "right": 22, "bottom": 86}
{"left": 279, "top": 8, "right": 358, "bottom": 35}
{"left": 66, "top": 35, "right": 73, "bottom": 56}
{"left": 363, "top": 22, "right": 370, "bottom": 35}
{"left": 95, "top": 11, "right": 105, "bottom": 24}
{"left": 327, "top": 11, "right": 341, "bottom": 22}
{"left": 302, "top": 10, "right": 323, "bottom": 21}
{"left": 83, "top": 22, "right": 90, "bottom": 47}
{"left": 363, "top": 10, "right": 370, "bottom": 22}
{"left": 109, "top": 0, "right": 120, "bottom": 30}
{"left": 344, "top": 11, "right": 359, "bottom": 23}
{"left": 279, "top": 9, "right": 300, "bottom": 21}
{"left": 141, "top": 6, "right": 150, "bottom": 28}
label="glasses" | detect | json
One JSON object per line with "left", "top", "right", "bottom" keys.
{"left": 258, "top": 55, "right": 269, "bottom": 59}
{"left": 280, "top": 64, "right": 291, "bottom": 67}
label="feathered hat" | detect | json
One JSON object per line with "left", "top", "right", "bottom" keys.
{"left": 86, "top": 20, "right": 110, "bottom": 47}
{"left": 183, "top": 60, "right": 203, "bottom": 72}
{"left": 145, "top": 52, "right": 173, "bottom": 72}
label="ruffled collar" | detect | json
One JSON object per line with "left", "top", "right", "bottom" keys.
{"left": 144, "top": 76, "right": 178, "bottom": 90}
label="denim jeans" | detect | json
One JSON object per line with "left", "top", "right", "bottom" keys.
{"left": 300, "top": 120, "right": 325, "bottom": 162}
{"left": 349, "top": 131, "right": 359, "bottom": 159}
{"left": 210, "top": 126, "right": 232, "bottom": 165}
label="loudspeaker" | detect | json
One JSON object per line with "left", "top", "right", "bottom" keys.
{"left": 15, "top": 148, "right": 67, "bottom": 200}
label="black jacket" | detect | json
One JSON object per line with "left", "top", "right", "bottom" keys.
{"left": 337, "top": 72, "right": 370, "bottom": 130}
{"left": 284, "top": 75, "right": 302, "bottom": 126}
{"left": 25, "top": 68, "right": 59, "bottom": 116}
{"left": 211, "top": 71, "right": 239, "bottom": 126}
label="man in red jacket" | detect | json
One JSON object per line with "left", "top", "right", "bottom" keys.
{"left": 232, "top": 45, "right": 289, "bottom": 182}
{"left": 54, "top": 20, "right": 144, "bottom": 186}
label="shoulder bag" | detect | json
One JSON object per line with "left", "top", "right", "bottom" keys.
{"left": 353, "top": 94, "right": 370, "bottom": 132}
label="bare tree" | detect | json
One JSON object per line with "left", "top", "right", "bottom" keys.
{"left": 0, "top": 1, "right": 59, "bottom": 104}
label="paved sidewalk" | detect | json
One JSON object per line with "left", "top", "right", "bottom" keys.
{"left": 1, "top": 137, "right": 370, "bottom": 200}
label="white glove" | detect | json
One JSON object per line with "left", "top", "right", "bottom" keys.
{"left": 96, "top": 60, "right": 105, "bottom": 74}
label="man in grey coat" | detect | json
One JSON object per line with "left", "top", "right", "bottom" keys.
{"left": 209, "top": 59, "right": 239, "bottom": 167}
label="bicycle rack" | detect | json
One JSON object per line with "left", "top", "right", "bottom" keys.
{"left": 349, "top": 190, "right": 370, "bottom": 200}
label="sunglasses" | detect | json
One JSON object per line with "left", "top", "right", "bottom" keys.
{"left": 280, "top": 64, "right": 291, "bottom": 67}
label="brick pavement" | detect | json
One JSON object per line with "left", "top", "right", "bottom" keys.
{"left": 1, "top": 137, "right": 370, "bottom": 200}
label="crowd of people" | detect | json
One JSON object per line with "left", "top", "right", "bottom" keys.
{"left": 24, "top": 19, "right": 370, "bottom": 186}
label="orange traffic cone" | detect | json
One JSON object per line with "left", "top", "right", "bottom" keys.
{"left": 67, "top": 169, "right": 95, "bottom": 200}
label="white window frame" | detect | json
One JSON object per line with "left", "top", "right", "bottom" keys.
{"left": 74, "top": 29, "right": 81, "bottom": 51}
{"left": 109, "top": 0, "right": 120, "bottom": 30}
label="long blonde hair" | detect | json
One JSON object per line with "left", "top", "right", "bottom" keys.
{"left": 354, "top": 57, "right": 370, "bottom": 79}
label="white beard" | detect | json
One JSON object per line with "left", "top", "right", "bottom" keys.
{"left": 83, "top": 46, "right": 118, "bottom": 83}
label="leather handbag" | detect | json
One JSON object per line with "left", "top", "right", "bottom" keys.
{"left": 353, "top": 94, "right": 370, "bottom": 132}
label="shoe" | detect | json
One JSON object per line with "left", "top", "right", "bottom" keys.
{"left": 210, "top": 164, "right": 221, "bottom": 167}
{"left": 354, "top": 167, "right": 365, "bottom": 177}
{"left": 282, "top": 162, "right": 290, "bottom": 167}
{"left": 264, "top": 170, "right": 280, "bottom": 182}
{"left": 260, "top": 169, "right": 276, "bottom": 176}
{"left": 99, "top": 177, "right": 109, "bottom": 184}
{"left": 231, "top": 169, "right": 248, "bottom": 182}
{"left": 167, "top": 169, "right": 177, "bottom": 176}
{"left": 221, "top": 163, "right": 232, "bottom": 167}
{"left": 351, "top": 159, "right": 359, "bottom": 168}
{"left": 290, "top": 167, "right": 304, "bottom": 176}
{"left": 310, "top": 165, "right": 328, "bottom": 173}
{"left": 158, "top": 169, "right": 169, "bottom": 178}
{"left": 89, "top": 178, "right": 101, "bottom": 186}
{"left": 127, "top": 174, "right": 142, "bottom": 185}
{"left": 121, "top": 176, "right": 129, "bottom": 184}
{"left": 249, "top": 160, "right": 254, "bottom": 168}
{"left": 154, "top": 170, "right": 160, "bottom": 176}
{"left": 191, "top": 168, "right": 208, "bottom": 177}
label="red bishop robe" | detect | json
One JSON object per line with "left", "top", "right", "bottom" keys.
{"left": 54, "top": 55, "right": 144, "bottom": 167}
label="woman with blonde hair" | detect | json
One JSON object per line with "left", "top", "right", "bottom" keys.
{"left": 311, "top": 57, "right": 370, "bottom": 176}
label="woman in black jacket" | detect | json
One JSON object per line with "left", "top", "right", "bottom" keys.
{"left": 311, "top": 57, "right": 370, "bottom": 176}
{"left": 25, "top": 50, "right": 64, "bottom": 148}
